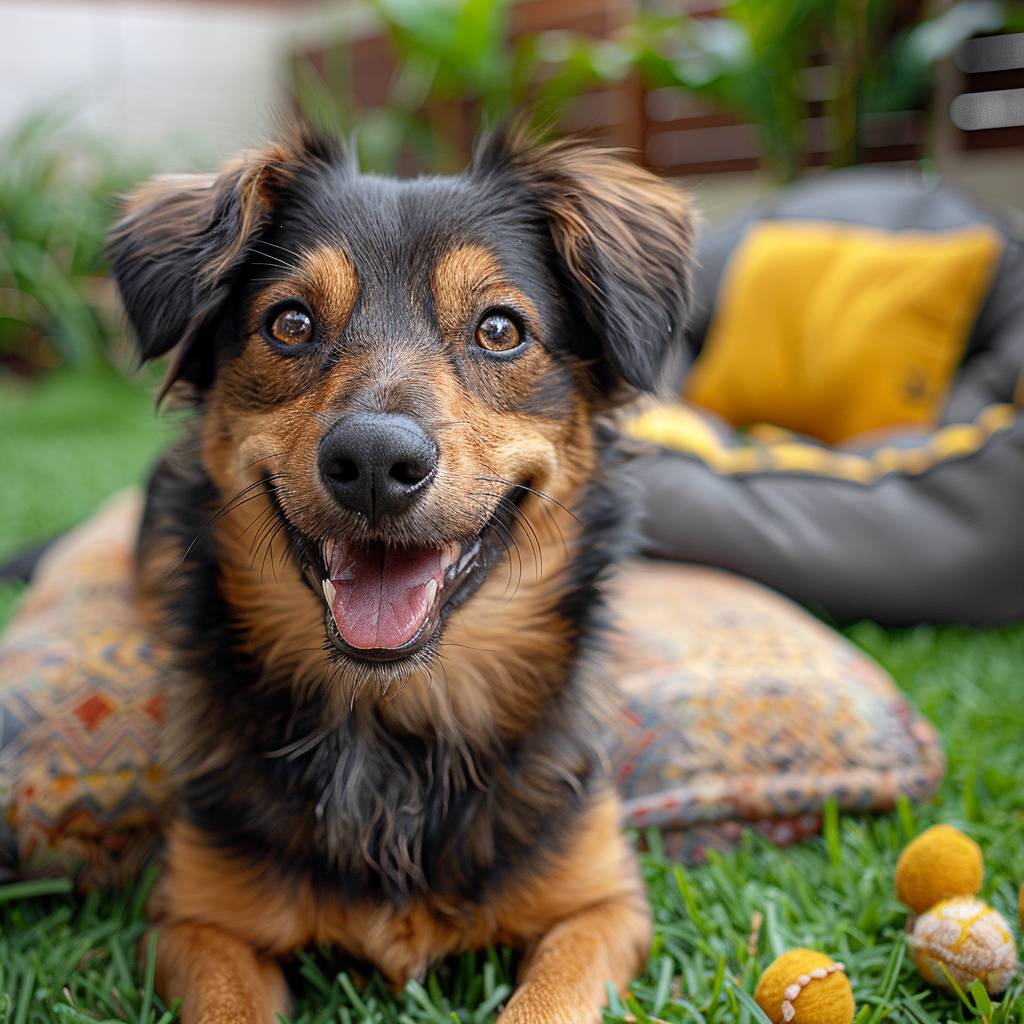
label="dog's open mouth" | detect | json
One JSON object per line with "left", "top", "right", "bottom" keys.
{"left": 319, "top": 536, "right": 480, "bottom": 660}
{"left": 298, "top": 484, "right": 527, "bottom": 664}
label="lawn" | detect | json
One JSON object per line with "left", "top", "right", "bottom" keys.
{"left": 1, "top": 369, "right": 1022, "bottom": 1024}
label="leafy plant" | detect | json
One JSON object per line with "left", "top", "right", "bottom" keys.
{"left": 597, "top": 0, "right": 1012, "bottom": 180}
{"left": 292, "top": 0, "right": 601, "bottom": 172}
{"left": 0, "top": 108, "right": 152, "bottom": 374}
{"left": 305, "top": 0, "right": 1018, "bottom": 181}
{"left": 861, "top": 1, "right": 1008, "bottom": 116}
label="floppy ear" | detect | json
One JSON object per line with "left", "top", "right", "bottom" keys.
{"left": 475, "top": 126, "right": 696, "bottom": 396}
{"left": 107, "top": 129, "right": 339, "bottom": 394}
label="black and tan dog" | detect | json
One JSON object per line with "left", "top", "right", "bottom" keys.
{"left": 107, "top": 121, "right": 693, "bottom": 1024}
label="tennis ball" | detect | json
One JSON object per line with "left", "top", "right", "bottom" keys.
{"left": 908, "top": 896, "right": 1018, "bottom": 995}
{"left": 895, "top": 825, "right": 983, "bottom": 914}
{"left": 754, "top": 948, "right": 854, "bottom": 1024}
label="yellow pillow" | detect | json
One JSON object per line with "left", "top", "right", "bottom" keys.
{"left": 685, "top": 221, "right": 1003, "bottom": 444}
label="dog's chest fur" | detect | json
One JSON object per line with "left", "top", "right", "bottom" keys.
{"left": 179, "top": 688, "right": 597, "bottom": 904}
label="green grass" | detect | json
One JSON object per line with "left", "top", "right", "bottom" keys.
{"left": 0, "top": 367, "right": 175, "bottom": 625}
{"left": 1, "top": 369, "right": 1022, "bottom": 1023}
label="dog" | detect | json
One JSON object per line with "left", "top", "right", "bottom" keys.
{"left": 106, "top": 120, "right": 694, "bottom": 1024}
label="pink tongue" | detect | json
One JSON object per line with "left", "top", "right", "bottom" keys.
{"left": 329, "top": 543, "right": 443, "bottom": 650}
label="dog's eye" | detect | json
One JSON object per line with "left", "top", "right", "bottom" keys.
{"left": 475, "top": 312, "right": 523, "bottom": 354}
{"left": 269, "top": 307, "right": 313, "bottom": 346}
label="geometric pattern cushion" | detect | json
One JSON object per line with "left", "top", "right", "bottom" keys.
{"left": 604, "top": 561, "right": 945, "bottom": 862}
{"left": 0, "top": 493, "right": 170, "bottom": 888}
{"left": 0, "top": 492, "right": 944, "bottom": 885}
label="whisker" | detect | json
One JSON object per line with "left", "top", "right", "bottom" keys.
{"left": 241, "top": 449, "right": 292, "bottom": 471}
{"left": 473, "top": 490, "right": 543, "bottom": 579}
{"left": 256, "top": 517, "right": 289, "bottom": 583}
{"left": 468, "top": 474, "right": 573, "bottom": 564}
{"left": 258, "top": 239, "right": 307, "bottom": 260}
{"left": 246, "top": 482, "right": 292, "bottom": 580}
{"left": 249, "top": 244, "right": 294, "bottom": 269}
{"left": 467, "top": 494, "right": 523, "bottom": 597}
{"left": 173, "top": 474, "right": 286, "bottom": 575}
{"left": 439, "top": 638, "right": 502, "bottom": 657}
{"left": 251, "top": 261, "right": 293, "bottom": 272}
{"left": 241, "top": 503, "right": 278, "bottom": 543}
{"left": 474, "top": 476, "right": 583, "bottom": 527}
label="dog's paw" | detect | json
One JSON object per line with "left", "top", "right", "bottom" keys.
{"left": 495, "top": 990, "right": 600, "bottom": 1024}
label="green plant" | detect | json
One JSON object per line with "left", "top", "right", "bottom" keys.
{"left": 859, "top": 1, "right": 1008, "bottom": 133}
{"left": 292, "top": 0, "right": 602, "bottom": 172}
{"left": 606, "top": 0, "right": 1011, "bottom": 180}
{"left": 296, "top": 0, "right": 1013, "bottom": 181}
{"left": 0, "top": 108, "right": 152, "bottom": 374}
{"left": 627, "top": 0, "right": 823, "bottom": 181}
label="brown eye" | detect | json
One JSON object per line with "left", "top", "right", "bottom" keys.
{"left": 475, "top": 312, "right": 523, "bottom": 353}
{"left": 269, "top": 307, "right": 313, "bottom": 346}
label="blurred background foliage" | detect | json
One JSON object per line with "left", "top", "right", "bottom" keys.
{"left": 0, "top": 109, "right": 153, "bottom": 377}
{"left": 616, "top": 0, "right": 1015, "bottom": 177}
{"left": 1, "top": 0, "right": 1022, "bottom": 378}
{"left": 296, "top": 0, "right": 1022, "bottom": 178}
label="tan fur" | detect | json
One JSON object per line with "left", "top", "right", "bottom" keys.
{"left": 500, "top": 128, "right": 695, "bottom": 287}
{"left": 152, "top": 921, "right": 289, "bottom": 1024}
{"left": 431, "top": 243, "right": 539, "bottom": 339}
{"left": 249, "top": 245, "right": 359, "bottom": 340}
{"left": 154, "top": 789, "right": 648, "bottom": 1020}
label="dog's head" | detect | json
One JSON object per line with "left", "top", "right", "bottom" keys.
{"left": 109, "top": 123, "right": 693, "bottom": 685}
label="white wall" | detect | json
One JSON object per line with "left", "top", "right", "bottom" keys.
{"left": 0, "top": 0, "right": 371, "bottom": 163}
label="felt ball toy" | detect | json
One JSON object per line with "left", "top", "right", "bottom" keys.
{"left": 895, "top": 824, "right": 983, "bottom": 914}
{"left": 754, "top": 948, "right": 855, "bottom": 1024}
{"left": 908, "top": 896, "right": 1018, "bottom": 994}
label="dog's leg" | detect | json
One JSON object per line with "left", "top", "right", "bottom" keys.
{"left": 153, "top": 922, "right": 289, "bottom": 1024}
{"left": 494, "top": 791, "right": 652, "bottom": 1024}
{"left": 497, "top": 892, "right": 650, "bottom": 1024}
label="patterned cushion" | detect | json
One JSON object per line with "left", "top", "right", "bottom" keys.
{"left": 604, "top": 562, "right": 944, "bottom": 862}
{"left": 0, "top": 494, "right": 169, "bottom": 888}
{"left": 0, "top": 492, "right": 944, "bottom": 884}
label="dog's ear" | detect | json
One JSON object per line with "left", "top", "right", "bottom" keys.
{"left": 474, "top": 125, "right": 695, "bottom": 396}
{"left": 107, "top": 129, "right": 339, "bottom": 395}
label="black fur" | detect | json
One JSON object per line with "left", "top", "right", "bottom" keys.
{"left": 0, "top": 542, "right": 52, "bottom": 584}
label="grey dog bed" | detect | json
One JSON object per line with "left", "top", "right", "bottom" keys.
{"left": 629, "top": 168, "right": 1024, "bottom": 626}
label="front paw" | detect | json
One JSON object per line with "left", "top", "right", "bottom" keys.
{"left": 496, "top": 989, "right": 600, "bottom": 1024}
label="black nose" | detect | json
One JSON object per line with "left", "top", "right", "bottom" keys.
{"left": 318, "top": 413, "right": 437, "bottom": 523}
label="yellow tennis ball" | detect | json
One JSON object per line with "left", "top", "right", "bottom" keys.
{"left": 908, "top": 896, "right": 1018, "bottom": 995}
{"left": 754, "top": 948, "right": 855, "bottom": 1024}
{"left": 895, "top": 825, "right": 983, "bottom": 914}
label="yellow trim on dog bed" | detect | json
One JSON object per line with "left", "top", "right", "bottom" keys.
{"left": 625, "top": 401, "right": 1019, "bottom": 483}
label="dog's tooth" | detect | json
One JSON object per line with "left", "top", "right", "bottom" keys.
{"left": 322, "top": 579, "right": 336, "bottom": 606}
{"left": 424, "top": 578, "right": 438, "bottom": 605}
{"left": 458, "top": 538, "right": 479, "bottom": 570}
{"left": 440, "top": 544, "right": 458, "bottom": 573}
